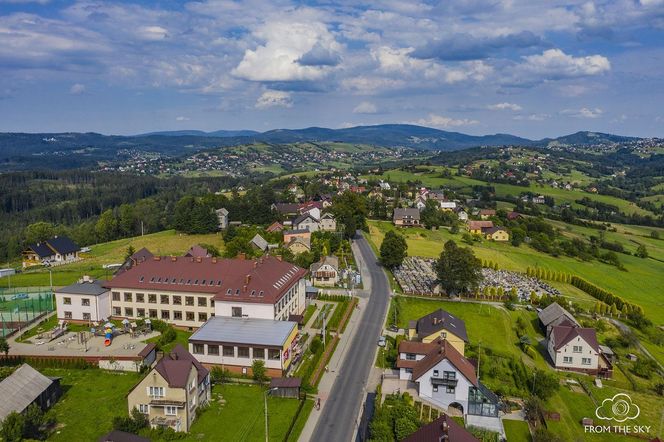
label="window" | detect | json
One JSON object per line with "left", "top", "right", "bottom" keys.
{"left": 136, "top": 293, "right": 145, "bottom": 303}
{"left": 232, "top": 307, "right": 242, "bottom": 318}
{"left": 137, "top": 308, "right": 145, "bottom": 317}
{"left": 223, "top": 346, "right": 235, "bottom": 357}
{"left": 173, "top": 296, "right": 182, "bottom": 305}
{"left": 443, "top": 371, "right": 456, "bottom": 380}
{"left": 125, "top": 307, "right": 133, "bottom": 317}
{"left": 582, "top": 358, "right": 592, "bottom": 365}
{"left": 113, "top": 307, "right": 121, "bottom": 316}
{"left": 124, "top": 292, "right": 132, "bottom": 302}
{"left": 198, "top": 312, "right": 207, "bottom": 322}
{"left": 160, "top": 295, "right": 169, "bottom": 304}
{"left": 198, "top": 297, "right": 207, "bottom": 307}
{"left": 208, "top": 345, "right": 219, "bottom": 356}
{"left": 148, "top": 386, "right": 164, "bottom": 398}
{"left": 573, "top": 345, "right": 583, "bottom": 353}
{"left": 149, "top": 309, "right": 158, "bottom": 319}
{"left": 148, "top": 294, "right": 157, "bottom": 304}
{"left": 112, "top": 292, "right": 120, "bottom": 301}
{"left": 63, "top": 297, "right": 71, "bottom": 305}
{"left": 64, "top": 311, "right": 72, "bottom": 319}
{"left": 406, "top": 353, "right": 416, "bottom": 361}
{"left": 81, "top": 298, "right": 90, "bottom": 306}
{"left": 165, "top": 406, "right": 177, "bottom": 416}
{"left": 173, "top": 311, "right": 182, "bottom": 321}
{"left": 433, "top": 370, "right": 439, "bottom": 377}
{"left": 193, "top": 344, "right": 204, "bottom": 354}
{"left": 185, "top": 296, "right": 194, "bottom": 306}
{"left": 253, "top": 348, "right": 265, "bottom": 359}
{"left": 237, "top": 347, "right": 250, "bottom": 358}
{"left": 446, "top": 386, "right": 455, "bottom": 394}
{"left": 138, "top": 404, "right": 149, "bottom": 414}
{"left": 83, "top": 312, "right": 91, "bottom": 320}
{"left": 186, "top": 312, "right": 195, "bottom": 321}
{"left": 161, "top": 310, "right": 170, "bottom": 320}
{"left": 563, "top": 356, "right": 573, "bottom": 364}
{"left": 433, "top": 385, "right": 439, "bottom": 392}
{"left": 268, "top": 349, "right": 280, "bottom": 360}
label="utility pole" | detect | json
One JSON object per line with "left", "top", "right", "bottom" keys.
{"left": 264, "top": 387, "right": 277, "bottom": 442}
{"left": 477, "top": 341, "right": 481, "bottom": 382}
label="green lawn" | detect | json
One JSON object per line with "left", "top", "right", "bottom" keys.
{"left": 187, "top": 384, "right": 302, "bottom": 441}
{"left": 44, "top": 368, "right": 142, "bottom": 442}
{"left": 3, "top": 230, "right": 225, "bottom": 288}
{"left": 390, "top": 296, "right": 548, "bottom": 371}
{"left": 368, "top": 220, "right": 664, "bottom": 324}
{"left": 146, "top": 328, "right": 192, "bottom": 353}
{"left": 503, "top": 420, "right": 531, "bottom": 442}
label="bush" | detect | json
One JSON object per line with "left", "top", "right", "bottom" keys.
{"left": 631, "top": 358, "right": 658, "bottom": 379}
{"left": 310, "top": 336, "right": 323, "bottom": 355}
{"left": 158, "top": 327, "right": 177, "bottom": 347}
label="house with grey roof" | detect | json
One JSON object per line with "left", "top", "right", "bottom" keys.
{"left": 0, "top": 364, "right": 61, "bottom": 422}
{"left": 250, "top": 233, "right": 269, "bottom": 252}
{"left": 189, "top": 316, "right": 299, "bottom": 377}
{"left": 55, "top": 275, "right": 111, "bottom": 323}
{"left": 538, "top": 302, "right": 579, "bottom": 336}
{"left": 408, "top": 308, "right": 469, "bottom": 356}
{"left": 393, "top": 208, "right": 420, "bottom": 227}
{"left": 22, "top": 235, "right": 81, "bottom": 268}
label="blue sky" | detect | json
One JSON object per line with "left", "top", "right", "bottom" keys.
{"left": 0, "top": 0, "right": 663, "bottom": 138}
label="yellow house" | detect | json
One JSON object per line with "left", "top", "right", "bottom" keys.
{"left": 407, "top": 308, "right": 469, "bottom": 355}
{"left": 467, "top": 220, "right": 494, "bottom": 235}
{"left": 127, "top": 345, "right": 210, "bottom": 433}
{"left": 286, "top": 237, "right": 311, "bottom": 255}
{"left": 483, "top": 226, "right": 510, "bottom": 242}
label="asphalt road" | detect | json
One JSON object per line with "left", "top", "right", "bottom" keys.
{"left": 311, "top": 231, "right": 391, "bottom": 442}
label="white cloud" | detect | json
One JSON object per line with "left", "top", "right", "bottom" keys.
{"left": 513, "top": 113, "right": 550, "bottom": 121}
{"left": 561, "top": 107, "right": 604, "bottom": 118}
{"left": 69, "top": 83, "right": 86, "bottom": 95}
{"left": 407, "top": 113, "right": 479, "bottom": 129}
{"left": 353, "top": 101, "right": 378, "bottom": 114}
{"left": 137, "top": 26, "right": 169, "bottom": 41}
{"left": 233, "top": 19, "right": 342, "bottom": 82}
{"left": 255, "top": 90, "right": 293, "bottom": 109}
{"left": 487, "top": 102, "right": 522, "bottom": 111}
{"left": 175, "top": 116, "right": 190, "bottom": 121}
{"left": 519, "top": 49, "right": 610, "bottom": 78}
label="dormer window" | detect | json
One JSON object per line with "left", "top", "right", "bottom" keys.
{"left": 150, "top": 277, "right": 155, "bottom": 282}
{"left": 250, "top": 290, "right": 256, "bottom": 296}
{"left": 187, "top": 279, "right": 191, "bottom": 285}
{"left": 217, "top": 280, "right": 222, "bottom": 286}
{"left": 201, "top": 279, "right": 206, "bottom": 285}
{"left": 226, "top": 289, "right": 232, "bottom": 295}
{"left": 139, "top": 276, "right": 144, "bottom": 282}
{"left": 258, "top": 291, "right": 264, "bottom": 297}
{"left": 194, "top": 279, "right": 199, "bottom": 285}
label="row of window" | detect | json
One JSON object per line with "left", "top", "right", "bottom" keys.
{"left": 433, "top": 385, "right": 455, "bottom": 394}
{"left": 141, "top": 276, "right": 222, "bottom": 287}
{"left": 191, "top": 343, "right": 280, "bottom": 360}
{"left": 113, "top": 307, "right": 209, "bottom": 322}
{"left": 63, "top": 311, "right": 90, "bottom": 320}
{"left": 62, "top": 297, "right": 90, "bottom": 306}
{"left": 138, "top": 403, "right": 177, "bottom": 417}
{"left": 562, "top": 356, "right": 592, "bottom": 365}
{"left": 112, "top": 292, "right": 212, "bottom": 307}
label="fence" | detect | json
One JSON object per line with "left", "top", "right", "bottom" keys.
{"left": 0, "top": 287, "right": 55, "bottom": 338}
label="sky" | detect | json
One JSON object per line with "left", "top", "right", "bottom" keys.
{"left": 0, "top": 0, "right": 663, "bottom": 139}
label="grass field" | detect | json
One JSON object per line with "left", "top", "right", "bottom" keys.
{"left": 502, "top": 420, "right": 531, "bottom": 441}
{"left": 2, "top": 230, "right": 224, "bottom": 288}
{"left": 368, "top": 220, "right": 664, "bottom": 323}
{"left": 362, "top": 168, "right": 653, "bottom": 216}
{"left": 146, "top": 328, "right": 192, "bottom": 353}
{"left": 188, "top": 384, "right": 302, "bottom": 441}
{"left": 45, "top": 368, "right": 142, "bottom": 442}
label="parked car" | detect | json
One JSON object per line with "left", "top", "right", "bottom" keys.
{"left": 377, "top": 336, "right": 386, "bottom": 347}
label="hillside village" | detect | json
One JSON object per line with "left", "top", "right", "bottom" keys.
{"left": 0, "top": 160, "right": 662, "bottom": 442}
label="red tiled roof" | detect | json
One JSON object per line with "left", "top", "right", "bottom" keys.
{"left": 552, "top": 325, "right": 599, "bottom": 352}
{"left": 467, "top": 220, "right": 493, "bottom": 230}
{"left": 105, "top": 255, "right": 307, "bottom": 305}
{"left": 411, "top": 339, "right": 478, "bottom": 386}
{"left": 270, "top": 377, "right": 301, "bottom": 388}
{"left": 396, "top": 359, "right": 419, "bottom": 369}
{"left": 402, "top": 414, "right": 479, "bottom": 442}
{"left": 399, "top": 340, "right": 437, "bottom": 355}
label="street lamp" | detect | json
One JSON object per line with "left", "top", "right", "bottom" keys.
{"left": 264, "top": 387, "right": 278, "bottom": 442}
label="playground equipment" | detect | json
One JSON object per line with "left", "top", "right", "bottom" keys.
{"left": 103, "top": 322, "right": 114, "bottom": 346}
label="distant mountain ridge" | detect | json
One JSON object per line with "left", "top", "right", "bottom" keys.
{"left": 0, "top": 125, "right": 643, "bottom": 171}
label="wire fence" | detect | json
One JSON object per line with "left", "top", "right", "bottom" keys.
{"left": 0, "top": 288, "right": 55, "bottom": 338}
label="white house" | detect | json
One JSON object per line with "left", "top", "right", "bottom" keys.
{"left": 319, "top": 213, "right": 337, "bottom": 232}
{"left": 547, "top": 325, "right": 609, "bottom": 376}
{"left": 22, "top": 236, "right": 81, "bottom": 268}
{"left": 310, "top": 256, "right": 339, "bottom": 287}
{"left": 440, "top": 201, "right": 457, "bottom": 211}
{"left": 55, "top": 276, "right": 111, "bottom": 323}
{"left": 216, "top": 208, "right": 229, "bottom": 230}
{"left": 456, "top": 210, "right": 468, "bottom": 221}
{"left": 189, "top": 317, "right": 299, "bottom": 377}
{"left": 293, "top": 213, "right": 320, "bottom": 232}
{"left": 379, "top": 180, "right": 391, "bottom": 190}
{"left": 397, "top": 339, "right": 504, "bottom": 436}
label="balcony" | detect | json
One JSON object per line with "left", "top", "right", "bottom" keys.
{"left": 430, "top": 375, "right": 458, "bottom": 387}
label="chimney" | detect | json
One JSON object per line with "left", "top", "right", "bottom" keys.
{"left": 154, "top": 256, "right": 161, "bottom": 261}
{"left": 276, "top": 255, "right": 282, "bottom": 261}
{"left": 237, "top": 253, "right": 246, "bottom": 260}
{"left": 245, "top": 274, "right": 251, "bottom": 284}
{"left": 253, "top": 261, "right": 258, "bottom": 268}
{"left": 243, "top": 284, "right": 248, "bottom": 292}
{"left": 171, "top": 256, "right": 177, "bottom": 262}
{"left": 196, "top": 256, "right": 202, "bottom": 263}
{"left": 212, "top": 257, "right": 217, "bottom": 264}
